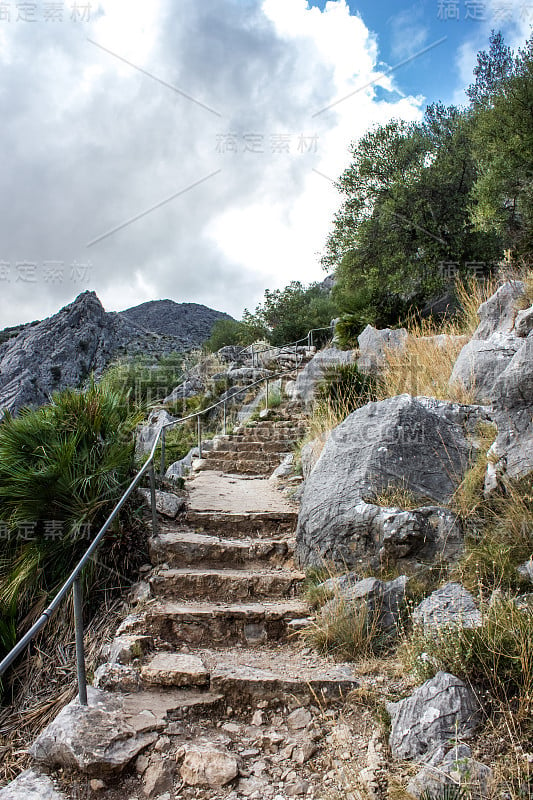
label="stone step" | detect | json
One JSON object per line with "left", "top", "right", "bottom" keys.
{"left": 185, "top": 509, "right": 298, "bottom": 537}
{"left": 149, "top": 567, "right": 305, "bottom": 601}
{"left": 196, "top": 459, "right": 280, "bottom": 475}
{"left": 202, "top": 452, "right": 289, "bottom": 468}
{"left": 230, "top": 428, "right": 306, "bottom": 441}
{"left": 149, "top": 529, "right": 295, "bottom": 568}
{"left": 205, "top": 646, "right": 359, "bottom": 707}
{"left": 143, "top": 599, "right": 309, "bottom": 646}
{"left": 215, "top": 440, "right": 294, "bottom": 454}
{"left": 136, "top": 646, "right": 358, "bottom": 708}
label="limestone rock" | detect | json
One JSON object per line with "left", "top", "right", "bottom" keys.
{"left": 108, "top": 635, "right": 152, "bottom": 665}
{"left": 407, "top": 745, "right": 493, "bottom": 798}
{"left": 140, "top": 652, "right": 209, "bottom": 687}
{"left": 357, "top": 325, "right": 408, "bottom": 373}
{"left": 518, "top": 558, "right": 533, "bottom": 583}
{"left": 293, "top": 348, "right": 357, "bottom": 405}
{"left": 515, "top": 305, "right": 533, "bottom": 337}
{"left": 93, "top": 663, "right": 141, "bottom": 692}
{"left": 270, "top": 454, "right": 294, "bottom": 480}
{"left": 165, "top": 447, "right": 199, "bottom": 481}
{"left": 286, "top": 708, "right": 312, "bottom": 731}
{"left": 0, "top": 769, "right": 66, "bottom": 799}
{"left": 296, "top": 395, "right": 481, "bottom": 569}
{"left": 29, "top": 687, "right": 157, "bottom": 776}
{"left": 320, "top": 576, "right": 408, "bottom": 630}
{"left": 136, "top": 409, "right": 177, "bottom": 456}
{"left": 490, "top": 334, "right": 533, "bottom": 481}
{"left": 138, "top": 489, "right": 185, "bottom": 518}
{"left": 179, "top": 743, "right": 239, "bottom": 787}
{"left": 449, "top": 334, "right": 521, "bottom": 402}
{"left": 142, "top": 756, "right": 175, "bottom": 797}
{"left": 473, "top": 281, "right": 524, "bottom": 339}
{"left": 300, "top": 436, "right": 326, "bottom": 480}
{"left": 412, "top": 583, "right": 482, "bottom": 630}
{"left": 387, "top": 672, "right": 480, "bottom": 760}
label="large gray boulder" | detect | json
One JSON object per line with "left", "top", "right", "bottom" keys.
{"left": 357, "top": 325, "right": 408, "bottom": 373}
{"left": 293, "top": 347, "right": 357, "bottom": 405}
{"left": 29, "top": 687, "right": 157, "bottom": 776}
{"left": 489, "top": 333, "right": 533, "bottom": 481}
{"left": 387, "top": 672, "right": 481, "bottom": 760}
{"left": 412, "top": 583, "right": 482, "bottom": 630}
{"left": 0, "top": 770, "right": 66, "bottom": 800}
{"left": 296, "top": 395, "right": 484, "bottom": 569}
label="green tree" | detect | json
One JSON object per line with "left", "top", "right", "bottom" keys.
{"left": 470, "top": 33, "right": 533, "bottom": 254}
{"left": 244, "top": 281, "right": 337, "bottom": 346}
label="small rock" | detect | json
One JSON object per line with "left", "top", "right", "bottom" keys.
{"left": 292, "top": 742, "right": 317, "bottom": 764}
{"left": 0, "top": 769, "right": 66, "bottom": 799}
{"left": 286, "top": 780, "right": 310, "bottom": 796}
{"left": 286, "top": 708, "right": 312, "bottom": 731}
{"left": 179, "top": 743, "right": 239, "bottom": 787}
{"left": 154, "top": 736, "right": 171, "bottom": 753}
{"left": 136, "top": 754, "right": 150, "bottom": 775}
{"left": 251, "top": 710, "right": 265, "bottom": 726}
{"left": 142, "top": 757, "right": 175, "bottom": 798}
{"left": 89, "top": 779, "right": 105, "bottom": 791}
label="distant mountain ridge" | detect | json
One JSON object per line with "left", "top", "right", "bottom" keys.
{"left": 119, "top": 299, "right": 232, "bottom": 344}
{"left": 0, "top": 291, "right": 231, "bottom": 414}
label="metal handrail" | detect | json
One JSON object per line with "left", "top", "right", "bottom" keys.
{"left": 0, "top": 328, "right": 325, "bottom": 703}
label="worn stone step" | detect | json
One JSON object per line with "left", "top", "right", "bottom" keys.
{"left": 140, "top": 652, "right": 209, "bottom": 688}
{"left": 149, "top": 567, "right": 305, "bottom": 601}
{"left": 202, "top": 452, "right": 289, "bottom": 467}
{"left": 186, "top": 509, "right": 298, "bottom": 537}
{"left": 215, "top": 440, "right": 294, "bottom": 454}
{"left": 149, "top": 529, "right": 294, "bottom": 568}
{"left": 135, "top": 646, "right": 358, "bottom": 707}
{"left": 204, "top": 449, "right": 290, "bottom": 462}
{"left": 196, "top": 459, "right": 280, "bottom": 475}
{"left": 203, "top": 646, "right": 359, "bottom": 707}
{"left": 143, "top": 599, "right": 309, "bottom": 646}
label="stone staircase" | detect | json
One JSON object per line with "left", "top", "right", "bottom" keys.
{"left": 196, "top": 407, "right": 307, "bottom": 476}
{"left": 23, "top": 406, "right": 360, "bottom": 800}
{"left": 115, "top": 487, "right": 358, "bottom": 706}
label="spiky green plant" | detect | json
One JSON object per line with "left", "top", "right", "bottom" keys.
{"left": 0, "top": 381, "right": 145, "bottom": 662}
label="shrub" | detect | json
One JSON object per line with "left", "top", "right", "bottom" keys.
{"left": 401, "top": 595, "right": 533, "bottom": 715}
{"left": 454, "top": 475, "right": 533, "bottom": 595}
{"left": 316, "top": 364, "right": 377, "bottom": 418}
{"left": 0, "top": 381, "right": 144, "bottom": 661}
{"left": 101, "top": 350, "right": 190, "bottom": 409}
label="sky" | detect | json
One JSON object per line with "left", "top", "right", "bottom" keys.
{"left": 0, "top": 0, "right": 530, "bottom": 326}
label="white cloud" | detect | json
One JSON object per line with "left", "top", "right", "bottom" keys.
{"left": 0, "top": 0, "right": 424, "bottom": 326}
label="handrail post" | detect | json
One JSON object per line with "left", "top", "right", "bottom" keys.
{"left": 160, "top": 427, "right": 166, "bottom": 478}
{"left": 265, "top": 378, "right": 269, "bottom": 411}
{"left": 149, "top": 463, "right": 158, "bottom": 537}
{"left": 310, "top": 330, "right": 313, "bottom": 348}
{"left": 223, "top": 401, "right": 227, "bottom": 435}
{"left": 197, "top": 416, "right": 202, "bottom": 459}
{"left": 251, "top": 345, "right": 255, "bottom": 369}
{"left": 73, "top": 577, "right": 88, "bottom": 706}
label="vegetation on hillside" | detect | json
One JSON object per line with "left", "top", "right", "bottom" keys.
{"left": 0, "top": 382, "right": 145, "bottom": 666}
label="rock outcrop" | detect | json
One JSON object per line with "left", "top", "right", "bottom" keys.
{"left": 449, "top": 280, "right": 533, "bottom": 483}
{"left": 0, "top": 292, "right": 229, "bottom": 415}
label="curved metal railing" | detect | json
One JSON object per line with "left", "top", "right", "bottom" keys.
{"left": 0, "top": 324, "right": 333, "bottom": 702}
